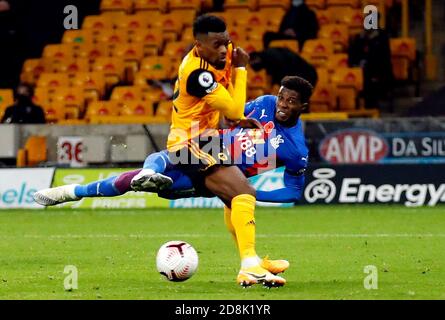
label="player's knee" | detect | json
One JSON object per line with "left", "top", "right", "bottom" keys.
{"left": 228, "top": 180, "right": 256, "bottom": 199}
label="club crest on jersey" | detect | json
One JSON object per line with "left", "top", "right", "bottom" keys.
{"left": 263, "top": 121, "right": 275, "bottom": 134}
{"left": 270, "top": 134, "right": 284, "bottom": 149}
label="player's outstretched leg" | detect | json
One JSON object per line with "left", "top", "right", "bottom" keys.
{"left": 33, "top": 184, "right": 80, "bottom": 206}
{"left": 33, "top": 170, "right": 140, "bottom": 206}
{"left": 130, "top": 151, "right": 173, "bottom": 192}
{"left": 224, "top": 206, "right": 290, "bottom": 275}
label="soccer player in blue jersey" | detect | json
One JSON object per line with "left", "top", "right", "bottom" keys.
{"left": 34, "top": 75, "right": 313, "bottom": 285}
{"left": 132, "top": 75, "right": 310, "bottom": 204}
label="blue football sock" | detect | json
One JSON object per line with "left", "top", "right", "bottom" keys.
{"left": 74, "top": 176, "right": 121, "bottom": 198}
{"left": 143, "top": 150, "right": 171, "bottom": 173}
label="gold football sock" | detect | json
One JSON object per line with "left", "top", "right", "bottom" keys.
{"left": 224, "top": 205, "right": 237, "bottom": 246}
{"left": 231, "top": 194, "right": 257, "bottom": 260}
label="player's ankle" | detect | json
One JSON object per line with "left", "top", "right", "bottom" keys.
{"left": 241, "top": 256, "right": 260, "bottom": 269}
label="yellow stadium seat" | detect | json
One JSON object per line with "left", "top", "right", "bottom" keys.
{"left": 144, "top": 87, "right": 171, "bottom": 104}
{"left": 155, "top": 12, "right": 185, "bottom": 33}
{"left": 32, "top": 87, "right": 51, "bottom": 106}
{"left": 0, "top": 89, "right": 14, "bottom": 117}
{"left": 331, "top": 67, "right": 363, "bottom": 90}
{"left": 346, "top": 108, "right": 380, "bottom": 118}
{"left": 246, "top": 26, "right": 271, "bottom": 42}
{"left": 315, "top": 9, "right": 333, "bottom": 26}
{"left": 224, "top": 0, "right": 257, "bottom": 10}
{"left": 92, "top": 57, "right": 125, "bottom": 85}
{"left": 325, "top": 53, "right": 349, "bottom": 72}
{"left": 326, "top": 0, "right": 360, "bottom": 7}
{"left": 41, "top": 103, "right": 66, "bottom": 123}
{"left": 22, "top": 59, "right": 51, "bottom": 74}
{"left": 326, "top": 6, "right": 357, "bottom": 27}
{"left": 229, "top": 29, "right": 248, "bottom": 43}
{"left": 155, "top": 100, "right": 172, "bottom": 119}
{"left": 259, "top": 8, "right": 286, "bottom": 31}
{"left": 21, "top": 136, "right": 47, "bottom": 166}
{"left": 113, "top": 43, "right": 144, "bottom": 62}
{"left": 120, "top": 100, "right": 154, "bottom": 116}
{"left": 301, "top": 39, "right": 334, "bottom": 67}
{"left": 52, "top": 87, "right": 85, "bottom": 111}
{"left": 306, "top": 0, "right": 327, "bottom": 9}
{"left": 316, "top": 67, "right": 330, "bottom": 84}
{"left": 336, "top": 7, "right": 363, "bottom": 31}
{"left": 86, "top": 101, "right": 120, "bottom": 120}
{"left": 115, "top": 14, "right": 151, "bottom": 29}
{"left": 70, "top": 72, "right": 106, "bottom": 99}
{"left": 43, "top": 44, "right": 74, "bottom": 61}
{"left": 134, "top": 0, "right": 167, "bottom": 13}
{"left": 77, "top": 43, "right": 111, "bottom": 60}
{"left": 247, "top": 69, "right": 270, "bottom": 91}
{"left": 95, "top": 29, "right": 130, "bottom": 47}
{"left": 331, "top": 67, "right": 363, "bottom": 110}
{"left": 258, "top": 0, "right": 290, "bottom": 9}
{"left": 301, "top": 112, "right": 348, "bottom": 121}
{"left": 111, "top": 86, "right": 144, "bottom": 103}
{"left": 37, "top": 73, "right": 70, "bottom": 89}
{"left": 225, "top": 9, "right": 251, "bottom": 28}
{"left": 246, "top": 10, "right": 269, "bottom": 29}
{"left": 169, "top": 0, "right": 201, "bottom": 11}
{"left": 21, "top": 59, "right": 54, "bottom": 84}
{"left": 269, "top": 39, "right": 299, "bottom": 54}
{"left": 82, "top": 15, "right": 114, "bottom": 31}
{"left": 56, "top": 58, "right": 90, "bottom": 75}
{"left": 100, "top": 0, "right": 133, "bottom": 13}
{"left": 140, "top": 56, "right": 172, "bottom": 80}
{"left": 130, "top": 29, "right": 163, "bottom": 56}
{"left": 238, "top": 40, "right": 263, "bottom": 54}
{"left": 318, "top": 24, "right": 349, "bottom": 52}
{"left": 62, "top": 29, "right": 94, "bottom": 46}
{"left": 390, "top": 38, "right": 416, "bottom": 80}
{"left": 310, "top": 82, "right": 336, "bottom": 112}
{"left": 163, "top": 41, "right": 193, "bottom": 59}
{"left": 247, "top": 88, "right": 265, "bottom": 102}
{"left": 181, "top": 26, "right": 194, "bottom": 43}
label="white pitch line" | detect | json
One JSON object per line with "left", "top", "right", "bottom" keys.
{"left": 2, "top": 233, "right": 443, "bottom": 239}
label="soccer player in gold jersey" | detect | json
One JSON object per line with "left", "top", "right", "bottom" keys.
{"left": 133, "top": 15, "right": 286, "bottom": 287}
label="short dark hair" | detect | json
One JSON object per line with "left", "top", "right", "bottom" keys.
{"left": 16, "top": 83, "right": 34, "bottom": 97}
{"left": 281, "top": 76, "right": 314, "bottom": 104}
{"left": 193, "top": 14, "right": 226, "bottom": 37}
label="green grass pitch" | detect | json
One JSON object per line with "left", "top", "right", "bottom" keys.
{"left": 0, "top": 205, "right": 444, "bottom": 300}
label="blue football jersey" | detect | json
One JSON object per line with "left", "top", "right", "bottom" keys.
{"left": 226, "top": 95, "right": 309, "bottom": 177}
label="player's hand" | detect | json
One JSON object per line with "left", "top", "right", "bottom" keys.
{"left": 232, "top": 47, "right": 249, "bottom": 68}
{"left": 237, "top": 118, "right": 263, "bottom": 130}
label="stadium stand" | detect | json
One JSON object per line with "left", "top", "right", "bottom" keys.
{"left": 16, "top": 136, "right": 47, "bottom": 167}
{"left": 10, "top": 0, "right": 422, "bottom": 125}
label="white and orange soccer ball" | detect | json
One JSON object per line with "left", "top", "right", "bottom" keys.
{"left": 156, "top": 240, "right": 199, "bottom": 282}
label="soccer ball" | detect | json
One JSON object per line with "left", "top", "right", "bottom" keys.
{"left": 156, "top": 240, "right": 199, "bottom": 282}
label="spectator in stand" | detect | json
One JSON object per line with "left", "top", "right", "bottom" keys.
{"left": 348, "top": 29, "right": 394, "bottom": 109}
{"left": 250, "top": 47, "right": 318, "bottom": 87}
{"left": 1, "top": 83, "right": 46, "bottom": 124}
{"left": 263, "top": 0, "right": 319, "bottom": 51}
